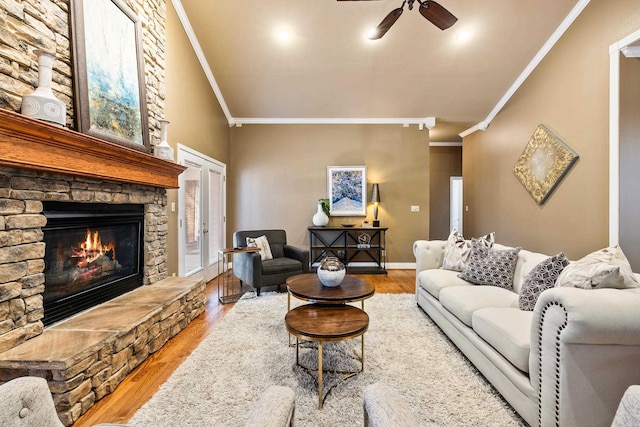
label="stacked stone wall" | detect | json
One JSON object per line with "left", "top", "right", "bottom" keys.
{"left": 0, "top": 0, "right": 167, "bottom": 149}
{"left": 0, "top": 166, "right": 169, "bottom": 353}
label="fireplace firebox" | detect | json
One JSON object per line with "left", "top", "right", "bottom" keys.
{"left": 42, "top": 202, "right": 144, "bottom": 325}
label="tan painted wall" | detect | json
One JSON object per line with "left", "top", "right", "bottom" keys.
{"left": 462, "top": 0, "right": 640, "bottom": 259}
{"left": 229, "top": 124, "right": 430, "bottom": 263}
{"left": 429, "top": 146, "right": 462, "bottom": 240}
{"left": 165, "top": 2, "right": 230, "bottom": 275}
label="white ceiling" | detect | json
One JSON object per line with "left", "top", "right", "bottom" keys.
{"left": 176, "top": 0, "right": 582, "bottom": 141}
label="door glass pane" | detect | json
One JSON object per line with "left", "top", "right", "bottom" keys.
{"left": 208, "top": 168, "right": 223, "bottom": 266}
{"left": 184, "top": 161, "right": 202, "bottom": 275}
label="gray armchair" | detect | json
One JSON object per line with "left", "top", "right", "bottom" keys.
{"left": 233, "top": 229, "right": 309, "bottom": 296}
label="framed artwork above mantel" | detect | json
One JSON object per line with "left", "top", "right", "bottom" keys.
{"left": 70, "top": 0, "right": 150, "bottom": 152}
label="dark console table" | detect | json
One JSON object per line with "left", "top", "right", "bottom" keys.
{"left": 308, "top": 226, "right": 387, "bottom": 274}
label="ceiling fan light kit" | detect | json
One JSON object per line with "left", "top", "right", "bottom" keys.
{"left": 340, "top": 0, "right": 457, "bottom": 40}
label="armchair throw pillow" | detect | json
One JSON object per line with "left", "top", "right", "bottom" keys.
{"left": 519, "top": 252, "right": 569, "bottom": 311}
{"left": 458, "top": 238, "right": 521, "bottom": 289}
{"left": 246, "top": 235, "right": 273, "bottom": 261}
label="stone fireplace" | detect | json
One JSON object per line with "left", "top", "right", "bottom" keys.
{"left": 0, "top": 109, "right": 206, "bottom": 425}
{"left": 42, "top": 201, "right": 145, "bottom": 326}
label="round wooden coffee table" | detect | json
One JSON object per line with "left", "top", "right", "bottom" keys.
{"left": 285, "top": 303, "right": 369, "bottom": 409}
{"left": 286, "top": 273, "right": 375, "bottom": 310}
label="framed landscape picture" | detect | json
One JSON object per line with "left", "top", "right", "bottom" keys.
{"left": 71, "top": 0, "right": 150, "bottom": 151}
{"left": 327, "top": 166, "right": 367, "bottom": 216}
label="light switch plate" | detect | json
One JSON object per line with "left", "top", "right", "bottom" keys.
{"left": 411, "top": 205, "right": 420, "bottom": 212}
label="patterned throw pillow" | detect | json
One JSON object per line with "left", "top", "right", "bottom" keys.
{"left": 555, "top": 246, "right": 639, "bottom": 289}
{"left": 519, "top": 253, "right": 569, "bottom": 311}
{"left": 246, "top": 235, "right": 273, "bottom": 261}
{"left": 458, "top": 238, "right": 521, "bottom": 289}
{"left": 441, "top": 230, "right": 495, "bottom": 272}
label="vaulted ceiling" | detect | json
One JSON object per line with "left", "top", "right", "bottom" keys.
{"left": 175, "top": 0, "right": 582, "bottom": 141}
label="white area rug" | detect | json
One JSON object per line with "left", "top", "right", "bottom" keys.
{"left": 129, "top": 292, "right": 525, "bottom": 426}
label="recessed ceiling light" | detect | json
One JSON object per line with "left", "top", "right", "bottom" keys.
{"left": 456, "top": 30, "right": 471, "bottom": 43}
{"left": 276, "top": 28, "right": 292, "bottom": 43}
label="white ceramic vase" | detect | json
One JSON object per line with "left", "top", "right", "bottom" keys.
{"left": 154, "top": 120, "right": 174, "bottom": 161}
{"left": 21, "top": 49, "right": 66, "bottom": 126}
{"left": 312, "top": 202, "right": 329, "bottom": 227}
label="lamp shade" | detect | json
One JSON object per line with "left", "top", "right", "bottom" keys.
{"left": 370, "top": 183, "right": 381, "bottom": 204}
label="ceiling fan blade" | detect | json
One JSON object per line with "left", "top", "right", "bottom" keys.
{"left": 419, "top": 1, "right": 457, "bottom": 30}
{"left": 368, "top": 8, "right": 403, "bottom": 40}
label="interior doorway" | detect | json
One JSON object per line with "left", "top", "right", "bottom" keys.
{"left": 177, "top": 145, "right": 226, "bottom": 281}
{"left": 450, "top": 177, "right": 463, "bottom": 234}
{"left": 609, "top": 29, "right": 640, "bottom": 270}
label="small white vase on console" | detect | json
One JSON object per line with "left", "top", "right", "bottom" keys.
{"left": 21, "top": 49, "right": 66, "bottom": 126}
{"left": 312, "top": 203, "right": 329, "bottom": 227}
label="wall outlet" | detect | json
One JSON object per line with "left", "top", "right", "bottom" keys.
{"left": 411, "top": 205, "right": 420, "bottom": 212}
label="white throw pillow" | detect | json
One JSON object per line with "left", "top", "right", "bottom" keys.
{"left": 555, "top": 246, "right": 639, "bottom": 289}
{"left": 441, "top": 230, "right": 495, "bottom": 272}
{"left": 246, "top": 235, "right": 273, "bottom": 261}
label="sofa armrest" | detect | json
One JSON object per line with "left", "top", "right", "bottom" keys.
{"left": 413, "top": 240, "right": 446, "bottom": 273}
{"left": 284, "top": 245, "right": 310, "bottom": 273}
{"left": 531, "top": 287, "right": 640, "bottom": 427}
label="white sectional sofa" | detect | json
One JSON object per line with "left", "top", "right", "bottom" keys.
{"left": 414, "top": 239, "right": 640, "bottom": 427}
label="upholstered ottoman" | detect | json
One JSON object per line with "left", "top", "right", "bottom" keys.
{"left": 0, "top": 376, "right": 64, "bottom": 427}
{"left": 363, "top": 382, "right": 420, "bottom": 427}
{"left": 244, "top": 385, "right": 295, "bottom": 427}
{"left": 612, "top": 385, "right": 640, "bottom": 427}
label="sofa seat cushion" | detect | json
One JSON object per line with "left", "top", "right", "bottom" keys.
{"left": 417, "top": 269, "right": 472, "bottom": 299}
{"left": 439, "top": 286, "right": 519, "bottom": 327}
{"left": 472, "top": 308, "right": 532, "bottom": 373}
{"left": 261, "top": 257, "right": 302, "bottom": 275}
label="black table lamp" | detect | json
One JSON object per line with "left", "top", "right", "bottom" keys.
{"left": 370, "top": 183, "right": 381, "bottom": 227}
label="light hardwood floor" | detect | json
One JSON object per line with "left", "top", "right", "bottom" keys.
{"left": 73, "top": 270, "right": 416, "bottom": 426}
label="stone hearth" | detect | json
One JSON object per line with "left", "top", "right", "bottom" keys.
{"left": 0, "top": 276, "right": 205, "bottom": 425}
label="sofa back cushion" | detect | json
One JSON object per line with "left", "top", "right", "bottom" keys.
{"left": 493, "top": 244, "right": 550, "bottom": 295}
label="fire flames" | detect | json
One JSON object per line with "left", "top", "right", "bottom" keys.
{"left": 72, "top": 229, "right": 117, "bottom": 268}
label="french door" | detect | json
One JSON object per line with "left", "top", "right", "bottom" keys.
{"left": 177, "top": 144, "right": 226, "bottom": 281}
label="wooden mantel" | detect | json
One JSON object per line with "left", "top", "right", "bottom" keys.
{"left": 0, "top": 109, "right": 185, "bottom": 188}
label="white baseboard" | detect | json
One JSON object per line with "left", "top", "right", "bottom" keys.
{"left": 386, "top": 262, "right": 416, "bottom": 270}
{"left": 311, "top": 261, "right": 416, "bottom": 270}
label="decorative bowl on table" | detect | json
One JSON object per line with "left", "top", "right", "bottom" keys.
{"left": 317, "top": 256, "right": 346, "bottom": 287}
{"left": 341, "top": 223, "right": 356, "bottom": 227}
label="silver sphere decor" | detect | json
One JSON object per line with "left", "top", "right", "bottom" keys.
{"left": 317, "top": 256, "right": 346, "bottom": 287}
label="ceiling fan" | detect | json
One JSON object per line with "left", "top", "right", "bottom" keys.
{"left": 338, "top": 0, "right": 458, "bottom": 40}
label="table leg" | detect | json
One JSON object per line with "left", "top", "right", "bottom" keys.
{"left": 318, "top": 341, "right": 323, "bottom": 409}
{"left": 295, "top": 337, "right": 299, "bottom": 365}
{"left": 362, "top": 334, "right": 365, "bottom": 371}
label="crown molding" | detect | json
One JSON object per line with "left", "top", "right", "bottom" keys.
{"left": 460, "top": 0, "right": 591, "bottom": 139}
{"left": 429, "top": 142, "right": 462, "bottom": 147}
{"left": 621, "top": 46, "right": 640, "bottom": 58}
{"left": 231, "top": 117, "right": 436, "bottom": 129}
